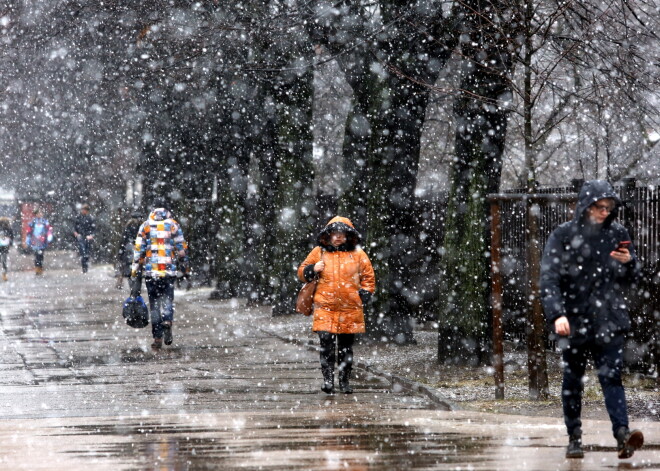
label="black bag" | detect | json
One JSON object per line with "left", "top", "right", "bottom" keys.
{"left": 122, "top": 295, "right": 149, "bottom": 328}
{"left": 122, "top": 273, "right": 149, "bottom": 328}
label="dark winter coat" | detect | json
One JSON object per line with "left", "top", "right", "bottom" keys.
{"left": 540, "top": 180, "right": 640, "bottom": 345}
{"left": 117, "top": 217, "right": 142, "bottom": 277}
{"left": 74, "top": 213, "right": 96, "bottom": 238}
{"left": 298, "top": 216, "right": 376, "bottom": 334}
{"left": 0, "top": 218, "right": 13, "bottom": 254}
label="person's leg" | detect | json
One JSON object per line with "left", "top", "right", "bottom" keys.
{"left": 146, "top": 278, "right": 164, "bottom": 345}
{"left": 159, "top": 277, "right": 174, "bottom": 322}
{"left": 161, "top": 277, "right": 175, "bottom": 345}
{"left": 1, "top": 251, "right": 7, "bottom": 281}
{"left": 77, "top": 240, "right": 84, "bottom": 268}
{"left": 562, "top": 342, "right": 588, "bottom": 435}
{"left": 561, "top": 341, "right": 588, "bottom": 458}
{"left": 337, "top": 334, "right": 356, "bottom": 393}
{"left": 594, "top": 337, "right": 628, "bottom": 435}
{"left": 80, "top": 240, "right": 90, "bottom": 272}
{"left": 34, "top": 250, "right": 44, "bottom": 274}
{"left": 337, "top": 334, "right": 355, "bottom": 372}
{"left": 318, "top": 331, "right": 336, "bottom": 393}
{"left": 594, "top": 336, "right": 644, "bottom": 458}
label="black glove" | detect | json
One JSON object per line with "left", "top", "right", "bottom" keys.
{"left": 358, "top": 289, "right": 372, "bottom": 304}
{"left": 303, "top": 264, "right": 317, "bottom": 282}
{"left": 178, "top": 261, "right": 190, "bottom": 279}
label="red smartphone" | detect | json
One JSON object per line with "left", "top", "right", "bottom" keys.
{"left": 617, "top": 241, "right": 631, "bottom": 251}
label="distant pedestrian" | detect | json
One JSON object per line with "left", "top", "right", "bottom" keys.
{"left": 73, "top": 203, "right": 96, "bottom": 273}
{"left": 25, "top": 208, "right": 53, "bottom": 276}
{"left": 541, "top": 180, "right": 644, "bottom": 459}
{"left": 297, "top": 216, "right": 375, "bottom": 394}
{"left": 131, "top": 200, "right": 189, "bottom": 349}
{"left": 116, "top": 211, "right": 142, "bottom": 289}
{"left": 0, "top": 217, "right": 14, "bottom": 282}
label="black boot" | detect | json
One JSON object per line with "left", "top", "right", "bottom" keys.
{"left": 321, "top": 366, "right": 334, "bottom": 394}
{"left": 338, "top": 368, "right": 353, "bottom": 394}
{"left": 566, "top": 429, "right": 584, "bottom": 459}
{"left": 616, "top": 427, "right": 644, "bottom": 459}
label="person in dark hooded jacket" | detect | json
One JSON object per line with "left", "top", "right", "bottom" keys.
{"left": 115, "top": 211, "right": 143, "bottom": 289}
{"left": 0, "top": 217, "right": 14, "bottom": 282}
{"left": 73, "top": 203, "right": 96, "bottom": 273}
{"left": 298, "top": 216, "right": 375, "bottom": 394}
{"left": 540, "top": 180, "right": 643, "bottom": 459}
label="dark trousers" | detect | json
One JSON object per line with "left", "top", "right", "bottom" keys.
{"left": 34, "top": 250, "right": 44, "bottom": 268}
{"left": 318, "top": 332, "right": 355, "bottom": 372}
{"left": 146, "top": 277, "right": 175, "bottom": 339}
{"left": 561, "top": 336, "right": 629, "bottom": 437}
{"left": 77, "top": 239, "right": 92, "bottom": 271}
{"left": 0, "top": 249, "right": 7, "bottom": 273}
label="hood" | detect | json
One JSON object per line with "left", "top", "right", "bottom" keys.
{"left": 317, "top": 216, "right": 362, "bottom": 251}
{"left": 149, "top": 208, "right": 172, "bottom": 222}
{"left": 574, "top": 180, "right": 621, "bottom": 227}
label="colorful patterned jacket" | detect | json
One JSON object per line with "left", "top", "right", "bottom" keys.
{"left": 26, "top": 218, "right": 53, "bottom": 251}
{"left": 131, "top": 208, "right": 189, "bottom": 278}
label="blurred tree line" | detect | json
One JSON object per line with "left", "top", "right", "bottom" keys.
{"left": 0, "top": 0, "right": 657, "bottom": 362}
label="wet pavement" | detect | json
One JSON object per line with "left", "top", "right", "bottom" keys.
{"left": 1, "top": 251, "right": 659, "bottom": 470}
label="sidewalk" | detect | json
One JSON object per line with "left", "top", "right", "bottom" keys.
{"left": 267, "top": 304, "right": 660, "bottom": 423}
{"left": 0, "top": 258, "right": 658, "bottom": 470}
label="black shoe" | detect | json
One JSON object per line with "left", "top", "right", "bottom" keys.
{"left": 566, "top": 436, "right": 584, "bottom": 459}
{"left": 321, "top": 367, "right": 334, "bottom": 394}
{"left": 616, "top": 427, "right": 644, "bottom": 459}
{"left": 565, "top": 428, "right": 584, "bottom": 459}
{"left": 151, "top": 338, "right": 163, "bottom": 350}
{"left": 338, "top": 370, "right": 353, "bottom": 394}
{"left": 162, "top": 322, "right": 173, "bottom": 345}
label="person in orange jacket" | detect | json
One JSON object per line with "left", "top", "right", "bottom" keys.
{"left": 298, "top": 216, "right": 376, "bottom": 394}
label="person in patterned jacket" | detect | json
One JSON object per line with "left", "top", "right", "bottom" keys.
{"left": 131, "top": 200, "right": 189, "bottom": 349}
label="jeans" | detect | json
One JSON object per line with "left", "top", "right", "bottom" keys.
{"left": 77, "top": 239, "right": 92, "bottom": 272}
{"left": 561, "top": 336, "right": 629, "bottom": 437}
{"left": 318, "top": 332, "right": 355, "bottom": 373}
{"left": 34, "top": 250, "right": 44, "bottom": 268}
{"left": 146, "top": 277, "right": 175, "bottom": 339}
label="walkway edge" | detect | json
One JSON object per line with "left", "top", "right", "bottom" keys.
{"left": 261, "top": 328, "right": 460, "bottom": 412}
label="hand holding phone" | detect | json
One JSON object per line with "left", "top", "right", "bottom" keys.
{"left": 611, "top": 240, "right": 632, "bottom": 264}
{"left": 617, "top": 241, "right": 631, "bottom": 251}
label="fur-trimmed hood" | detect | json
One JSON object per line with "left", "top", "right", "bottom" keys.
{"left": 317, "top": 216, "right": 362, "bottom": 252}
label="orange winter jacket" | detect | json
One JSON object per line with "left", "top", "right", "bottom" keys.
{"left": 297, "top": 217, "right": 376, "bottom": 334}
